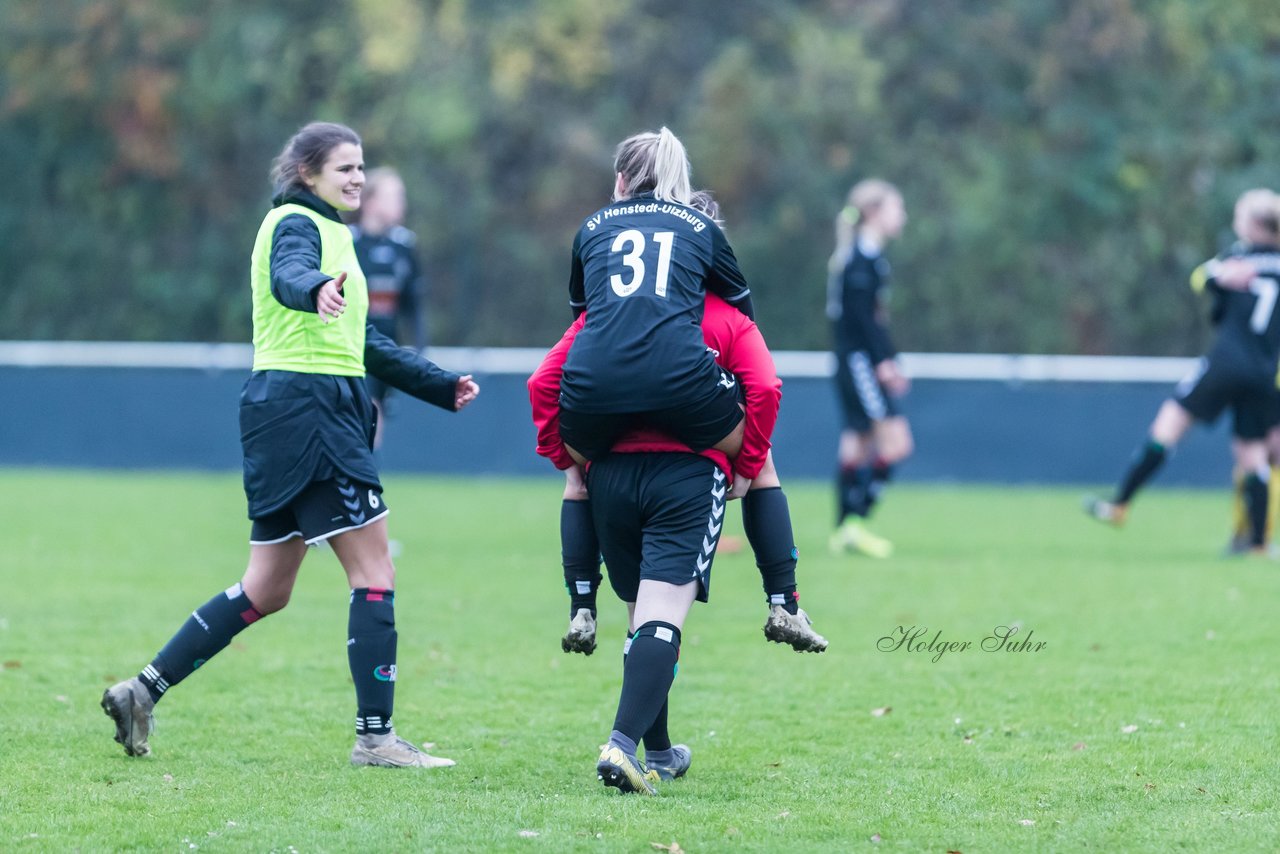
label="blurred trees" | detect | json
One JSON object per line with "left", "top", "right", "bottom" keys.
{"left": 2, "top": 0, "right": 1278, "bottom": 354}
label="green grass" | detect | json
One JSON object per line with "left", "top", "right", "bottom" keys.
{"left": 2, "top": 470, "right": 1278, "bottom": 852}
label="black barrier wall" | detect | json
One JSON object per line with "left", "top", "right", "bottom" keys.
{"left": 0, "top": 365, "right": 1233, "bottom": 486}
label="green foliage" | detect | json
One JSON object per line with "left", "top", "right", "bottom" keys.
{"left": 3, "top": 471, "right": 1280, "bottom": 849}
{"left": 3, "top": 1, "right": 1279, "bottom": 352}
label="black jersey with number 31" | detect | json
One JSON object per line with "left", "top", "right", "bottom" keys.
{"left": 1203, "top": 245, "right": 1280, "bottom": 373}
{"left": 559, "top": 193, "right": 753, "bottom": 413}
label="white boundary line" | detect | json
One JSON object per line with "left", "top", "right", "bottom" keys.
{"left": 0, "top": 341, "right": 1199, "bottom": 383}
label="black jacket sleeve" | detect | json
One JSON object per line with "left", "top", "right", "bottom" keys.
{"left": 568, "top": 232, "right": 587, "bottom": 319}
{"left": 364, "top": 323, "right": 461, "bottom": 411}
{"left": 269, "top": 215, "right": 333, "bottom": 311}
{"left": 706, "top": 225, "right": 754, "bottom": 320}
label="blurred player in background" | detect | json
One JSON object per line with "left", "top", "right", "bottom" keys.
{"left": 1086, "top": 188, "right": 1280, "bottom": 552}
{"left": 827, "top": 179, "right": 913, "bottom": 558}
{"left": 351, "top": 167, "right": 429, "bottom": 449}
{"left": 1226, "top": 385, "right": 1280, "bottom": 553}
{"left": 101, "top": 122, "right": 478, "bottom": 768}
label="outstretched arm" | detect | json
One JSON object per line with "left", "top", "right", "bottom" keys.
{"left": 364, "top": 323, "right": 476, "bottom": 411}
{"left": 268, "top": 215, "right": 332, "bottom": 312}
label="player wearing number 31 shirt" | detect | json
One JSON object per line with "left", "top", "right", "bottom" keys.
{"left": 558, "top": 127, "right": 755, "bottom": 466}
{"left": 1086, "top": 188, "right": 1280, "bottom": 551}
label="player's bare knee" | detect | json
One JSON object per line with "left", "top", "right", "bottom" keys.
{"left": 886, "top": 434, "right": 914, "bottom": 464}
{"left": 1150, "top": 400, "right": 1192, "bottom": 446}
{"left": 838, "top": 430, "right": 870, "bottom": 467}
{"left": 255, "top": 590, "right": 291, "bottom": 615}
{"left": 1235, "top": 441, "right": 1269, "bottom": 472}
{"left": 240, "top": 579, "right": 290, "bottom": 615}
{"left": 360, "top": 556, "right": 396, "bottom": 591}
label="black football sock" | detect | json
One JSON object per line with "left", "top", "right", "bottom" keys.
{"left": 561, "top": 499, "right": 602, "bottom": 618}
{"left": 348, "top": 587, "right": 397, "bottom": 735}
{"left": 1244, "top": 470, "right": 1269, "bottom": 547}
{"left": 642, "top": 700, "right": 672, "bottom": 754}
{"left": 742, "top": 487, "right": 800, "bottom": 615}
{"left": 612, "top": 621, "right": 681, "bottom": 745}
{"left": 837, "top": 465, "right": 872, "bottom": 523}
{"left": 624, "top": 635, "right": 673, "bottom": 754}
{"left": 865, "top": 459, "right": 894, "bottom": 516}
{"left": 138, "top": 582, "right": 265, "bottom": 703}
{"left": 1114, "top": 439, "right": 1167, "bottom": 505}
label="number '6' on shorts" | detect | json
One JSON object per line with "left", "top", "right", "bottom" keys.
{"left": 250, "top": 476, "right": 388, "bottom": 546}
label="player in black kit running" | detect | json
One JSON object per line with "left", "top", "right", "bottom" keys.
{"left": 1086, "top": 188, "right": 1280, "bottom": 550}
{"left": 558, "top": 127, "right": 755, "bottom": 492}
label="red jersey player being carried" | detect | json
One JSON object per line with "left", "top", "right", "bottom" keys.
{"left": 530, "top": 191, "right": 826, "bottom": 656}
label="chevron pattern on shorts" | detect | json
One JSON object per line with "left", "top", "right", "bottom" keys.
{"left": 695, "top": 467, "right": 728, "bottom": 576}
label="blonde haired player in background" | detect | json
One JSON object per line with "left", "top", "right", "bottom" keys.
{"left": 827, "top": 179, "right": 914, "bottom": 558}
{"left": 1087, "top": 188, "right": 1280, "bottom": 553}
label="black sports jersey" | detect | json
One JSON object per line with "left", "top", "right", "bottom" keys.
{"left": 827, "top": 239, "right": 896, "bottom": 363}
{"left": 1198, "top": 244, "right": 1280, "bottom": 373}
{"left": 559, "top": 193, "right": 753, "bottom": 413}
{"left": 351, "top": 224, "right": 427, "bottom": 349}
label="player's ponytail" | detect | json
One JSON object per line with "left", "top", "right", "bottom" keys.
{"left": 829, "top": 178, "right": 900, "bottom": 273}
{"left": 613, "top": 127, "right": 693, "bottom": 206}
{"left": 828, "top": 201, "right": 858, "bottom": 275}
{"left": 651, "top": 127, "right": 693, "bottom": 205}
{"left": 270, "top": 122, "right": 362, "bottom": 198}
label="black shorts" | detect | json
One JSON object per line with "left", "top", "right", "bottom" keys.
{"left": 586, "top": 453, "right": 727, "bottom": 604}
{"left": 1174, "top": 356, "right": 1280, "bottom": 440}
{"left": 249, "top": 475, "right": 388, "bottom": 545}
{"left": 559, "top": 370, "right": 744, "bottom": 461}
{"left": 834, "top": 349, "right": 899, "bottom": 433}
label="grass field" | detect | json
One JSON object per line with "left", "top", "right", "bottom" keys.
{"left": 2, "top": 469, "right": 1278, "bottom": 852}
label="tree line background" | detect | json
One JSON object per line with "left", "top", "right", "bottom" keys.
{"left": 3, "top": 0, "right": 1279, "bottom": 354}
